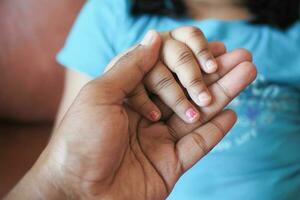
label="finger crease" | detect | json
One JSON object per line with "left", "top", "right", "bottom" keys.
{"left": 215, "top": 81, "right": 232, "bottom": 101}
{"left": 174, "top": 51, "right": 194, "bottom": 72}
{"left": 210, "top": 119, "right": 226, "bottom": 137}
{"left": 153, "top": 77, "right": 174, "bottom": 94}
{"left": 190, "top": 132, "right": 209, "bottom": 156}
{"left": 195, "top": 48, "right": 210, "bottom": 59}
{"left": 167, "top": 126, "right": 179, "bottom": 141}
{"left": 136, "top": 98, "right": 152, "bottom": 111}
{"left": 174, "top": 95, "right": 186, "bottom": 108}
{"left": 187, "top": 78, "right": 205, "bottom": 90}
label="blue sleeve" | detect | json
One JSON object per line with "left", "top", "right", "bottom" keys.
{"left": 57, "top": 0, "right": 128, "bottom": 78}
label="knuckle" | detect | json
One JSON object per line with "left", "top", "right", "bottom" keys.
{"left": 174, "top": 49, "right": 194, "bottom": 71}
{"left": 173, "top": 95, "right": 187, "bottom": 108}
{"left": 187, "top": 77, "right": 205, "bottom": 90}
{"left": 152, "top": 76, "right": 175, "bottom": 93}
{"left": 195, "top": 48, "right": 210, "bottom": 60}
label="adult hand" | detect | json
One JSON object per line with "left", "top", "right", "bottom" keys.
{"left": 122, "top": 27, "right": 254, "bottom": 124}
{"left": 6, "top": 31, "right": 256, "bottom": 200}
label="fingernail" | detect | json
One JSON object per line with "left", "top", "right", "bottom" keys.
{"left": 186, "top": 108, "right": 199, "bottom": 122}
{"left": 205, "top": 60, "right": 218, "bottom": 73}
{"left": 149, "top": 111, "right": 160, "bottom": 121}
{"left": 198, "top": 92, "right": 212, "bottom": 106}
{"left": 141, "top": 30, "right": 155, "bottom": 46}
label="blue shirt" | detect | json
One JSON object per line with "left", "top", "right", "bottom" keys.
{"left": 57, "top": 0, "right": 300, "bottom": 199}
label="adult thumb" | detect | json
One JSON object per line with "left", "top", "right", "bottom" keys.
{"left": 97, "top": 30, "right": 162, "bottom": 103}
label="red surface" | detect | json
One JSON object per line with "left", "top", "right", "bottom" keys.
{"left": 0, "top": 123, "right": 51, "bottom": 198}
{"left": 0, "top": 0, "right": 85, "bottom": 197}
{"left": 0, "top": 0, "right": 85, "bottom": 123}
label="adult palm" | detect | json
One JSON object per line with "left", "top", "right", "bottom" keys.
{"left": 37, "top": 31, "right": 256, "bottom": 200}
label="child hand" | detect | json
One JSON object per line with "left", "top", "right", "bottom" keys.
{"left": 117, "top": 28, "right": 252, "bottom": 123}
{"left": 127, "top": 27, "right": 219, "bottom": 122}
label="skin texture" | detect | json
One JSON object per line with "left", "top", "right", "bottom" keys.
{"left": 126, "top": 27, "right": 253, "bottom": 125}
{"left": 127, "top": 27, "right": 219, "bottom": 123}
{"left": 5, "top": 31, "right": 256, "bottom": 200}
{"left": 55, "top": 0, "right": 251, "bottom": 127}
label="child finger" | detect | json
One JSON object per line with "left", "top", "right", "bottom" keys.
{"left": 144, "top": 62, "right": 200, "bottom": 124}
{"left": 171, "top": 26, "right": 218, "bottom": 74}
{"left": 162, "top": 39, "right": 212, "bottom": 107}
{"left": 127, "top": 84, "right": 161, "bottom": 121}
{"left": 151, "top": 96, "right": 173, "bottom": 120}
{"left": 204, "top": 49, "right": 253, "bottom": 85}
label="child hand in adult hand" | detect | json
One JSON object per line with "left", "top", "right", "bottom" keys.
{"left": 126, "top": 27, "right": 254, "bottom": 123}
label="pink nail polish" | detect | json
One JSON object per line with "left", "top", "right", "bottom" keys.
{"left": 186, "top": 108, "right": 199, "bottom": 122}
{"left": 149, "top": 111, "right": 160, "bottom": 121}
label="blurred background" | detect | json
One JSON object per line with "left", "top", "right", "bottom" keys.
{"left": 0, "top": 0, "right": 85, "bottom": 197}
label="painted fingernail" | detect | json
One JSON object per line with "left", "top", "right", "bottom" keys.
{"left": 198, "top": 92, "right": 212, "bottom": 106}
{"left": 149, "top": 111, "right": 160, "bottom": 121}
{"left": 205, "top": 59, "right": 218, "bottom": 73}
{"left": 141, "top": 30, "right": 155, "bottom": 46}
{"left": 186, "top": 108, "right": 199, "bottom": 122}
